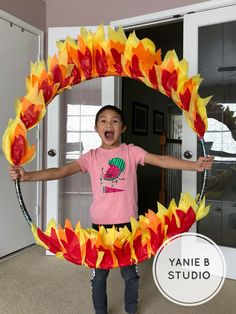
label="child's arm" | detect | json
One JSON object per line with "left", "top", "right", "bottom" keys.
{"left": 9, "top": 161, "right": 82, "bottom": 182}
{"left": 144, "top": 153, "right": 214, "bottom": 172}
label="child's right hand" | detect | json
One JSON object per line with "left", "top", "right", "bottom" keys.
{"left": 9, "top": 166, "right": 26, "bottom": 182}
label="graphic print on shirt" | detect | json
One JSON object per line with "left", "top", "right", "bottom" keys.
{"left": 100, "top": 157, "right": 125, "bottom": 193}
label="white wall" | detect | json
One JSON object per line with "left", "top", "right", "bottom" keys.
{"left": 0, "top": 0, "right": 46, "bottom": 30}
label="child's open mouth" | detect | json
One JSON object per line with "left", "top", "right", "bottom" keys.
{"left": 105, "top": 131, "right": 114, "bottom": 141}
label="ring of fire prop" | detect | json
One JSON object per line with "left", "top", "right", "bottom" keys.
{"left": 2, "top": 25, "right": 211, "bottom": 269}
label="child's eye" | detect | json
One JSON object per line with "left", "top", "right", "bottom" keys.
{"left": 113, "top": 119, "right": 119, "bottom": 123}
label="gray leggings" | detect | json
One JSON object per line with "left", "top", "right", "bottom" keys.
{"left": 91, "top": 265, "right": 139, "bottom": 314}
{"left": 91, "top": 223, "right": 139, "bottom": 314}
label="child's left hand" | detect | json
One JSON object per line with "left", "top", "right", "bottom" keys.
{"left": 196, "top": 156, "right": 214, "bottom": 172}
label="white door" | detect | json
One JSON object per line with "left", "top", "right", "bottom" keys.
{"left": 0, "top": 14, "right": 42, "bottom": 257}
{"left": 111, "top": 3, "right": 236, "bottom": 279}
{"left": 47, "top": 27, "right": 113, "bottom": 234}
{"left": 183, "top": 5, "right": 236, "bottom": 279}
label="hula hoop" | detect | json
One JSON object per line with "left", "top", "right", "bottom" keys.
{"left": 2, "top": 25, "right": 211, "bottom": 269}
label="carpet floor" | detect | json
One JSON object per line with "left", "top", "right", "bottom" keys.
{"left": 0, "top": 245, "right": 235, "bottom": 314}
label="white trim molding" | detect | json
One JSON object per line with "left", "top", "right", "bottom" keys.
{"left": 111, "top": 0, "right": 236, "bottom": 29}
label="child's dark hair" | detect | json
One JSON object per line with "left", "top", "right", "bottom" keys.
{"left": 95, "top": 105, "right": 126, "bottom": 126}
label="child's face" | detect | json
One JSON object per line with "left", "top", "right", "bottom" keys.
{"left": 95, "top": 109, "right": 126, "bottom": 149}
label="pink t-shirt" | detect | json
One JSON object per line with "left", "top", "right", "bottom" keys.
{"left": 78, "top": 143, "right": 147, "bottom": 224}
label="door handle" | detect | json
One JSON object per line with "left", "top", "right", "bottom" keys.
{"left": 48, "top": 149, "right": 57, "bottom": 157}
{"left": 183, "top": 150, "right": 193, "bottom": 159}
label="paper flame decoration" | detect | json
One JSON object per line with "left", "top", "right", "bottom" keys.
{"left": 32, "top": 193, "right": 209, "bottom": 269}
{"left": 2, "top": 24, "right": 210, "bottom": 166}
{"left": 2, "top": 25, "right": 211, "bottom": 268}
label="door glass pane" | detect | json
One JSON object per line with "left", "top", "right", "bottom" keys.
{"left": 197, "top": 21, "right": 236, "bottom": 247}
{"left": 58, "top": 79, "right": 102, "bottom": 228}
{"left": 166, "top": 105, "right": 182, "bottom": 205}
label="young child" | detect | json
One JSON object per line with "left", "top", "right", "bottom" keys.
{"left": 9, "top": 105, "right": 213, "bottom": 314}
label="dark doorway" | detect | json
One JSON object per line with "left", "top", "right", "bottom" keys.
{"left": 121, "top": 21, "right": 183, "bottom": 214}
